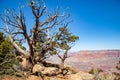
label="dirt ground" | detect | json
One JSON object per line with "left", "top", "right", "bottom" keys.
{"left": 0, "top": 75, "right": 21, "bottom": 80}
{"left": 0, "top": 75, "right": 69, "bottom": 80}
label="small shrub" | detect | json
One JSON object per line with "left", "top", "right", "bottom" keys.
{"left": 0, "top": 31, "right": 20, "bottom": 75}
{"left": 89, "top": 68, "right": 116, "bottom": 80}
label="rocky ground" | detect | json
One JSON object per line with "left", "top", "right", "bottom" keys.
{"left": 0, "top": 63, "right": 94, "bottom": 80}
{"left": 0, "top": 71, "right": 94, "bottom": 80}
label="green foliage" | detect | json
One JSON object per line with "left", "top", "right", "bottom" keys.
{"left": 89, "top": 68, "right": 103, "bottom": 79}
{"left": 55, "top": 26, "right": 79, "bottom": 51}
{"left": 35, "top": 29, "right": 50, "bottom": 56}
{"left": 0, "top": 31, "right": 19, "bottom": 75}
{"left": 49, "top": 51, "right": 57, "bottom": 56}
{"left": 89, "top": 68, "right": 119, "bottom": 80}
{"left": 89, "top": 68, "right": 103, "bottom": 75}
{"left": 54, "top": 26, "right": 79, "bottom": 67}
{"left": 68, "top": 36, "right": 79, "bottom": 42}
{"left": 0, "top": 40, "right": 13, "bottom": 55}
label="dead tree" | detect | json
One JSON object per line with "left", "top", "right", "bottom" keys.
{"left": 1, "top": 0, "right": 70, "bottom": 72}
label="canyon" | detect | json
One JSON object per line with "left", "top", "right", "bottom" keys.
{"left": 47, "top": 50, "right": 120, "bottom": 72}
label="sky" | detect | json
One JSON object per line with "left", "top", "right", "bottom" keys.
{"left": 0, "top": 0, "right": 120, "bottom": 52}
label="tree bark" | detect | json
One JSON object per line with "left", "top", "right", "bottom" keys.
{"left": 61, "top": 59, "right": 65, "bottom": 68}
{"left": 5, "top": 18, "right": 28, "bottom": 56}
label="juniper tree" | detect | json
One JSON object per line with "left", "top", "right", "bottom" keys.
{"left": 1, "top": 0, "right": 73, "bottom": 72}
{"left": 54, "top": 26, "right": 79, "bottom": 68}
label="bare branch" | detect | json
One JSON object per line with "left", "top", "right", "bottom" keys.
{"left": 4, "top": 15, "right": 27, "bottom": 56}
{"left": 12, "top": 31, "right": 23, "bottom": 36}
{"left": 39, "top": 13, "right": 58, "bottom": 26}
{"left": 39, "top": 0, "right": 46, "bottom": 17}
{"left": 56, "top": 50, "right": 63, "bottom": 60}
{"left": 57, "top": 53, "right": 63, "bottom": 60}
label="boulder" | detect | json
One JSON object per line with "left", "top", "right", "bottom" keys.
{"left": 42, "top": 67, "right": 59, "bottom": 75}
{"left": 32, "top": 64, "right": 44, "bottom": 73}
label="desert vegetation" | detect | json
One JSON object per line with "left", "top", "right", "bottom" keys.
{"left": 89, "top": 60, "right": 120, "bottom": 80}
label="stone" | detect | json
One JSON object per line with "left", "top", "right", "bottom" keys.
{"left": 32, "top": 64, "right": 44, "bottom": 73}
{"left": 42, "top": 67, "right": 59, "bottom": 75}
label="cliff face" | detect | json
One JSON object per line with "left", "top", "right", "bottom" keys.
{"left": 47, "top": 50, "right": 120, "bottom": 72}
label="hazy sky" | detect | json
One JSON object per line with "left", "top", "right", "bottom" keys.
{"left": 0, "top": 0, "right": 120, "bottom": 52}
